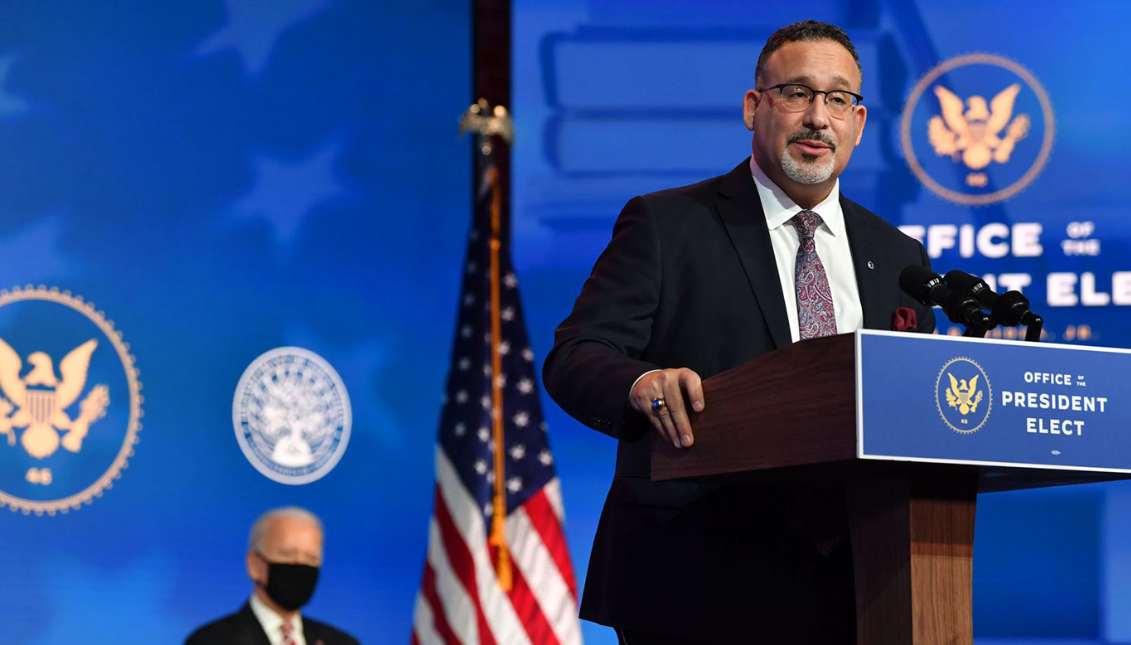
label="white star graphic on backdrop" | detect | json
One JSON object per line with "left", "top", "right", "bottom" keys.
{"left": 522, "top": 347, "right": 535, "bottom": 362}
{"left": 486, "top": 471, "right": 495, "bottom": 484}
{"left": 506, "top": 477, "right": 523, "bottom": 493}
{"left": 453, "top": 422, "right": 466, "bottom": 437}
{"left": 482, "top": 364, "right": 491, "bottom": 376}
{"left": 504, "top": 273, "right": 517, "bottom": 288}
{"left": 466, "top": 261, "right": 477, "bottom": 274}
{"left": 538, "top": 449, "right": 553, "bottom": 466}
{"left": 0, "top": 217, "right": 69, "bottom": 279}
{"left": 460, "top": 325, "right": 472, "bottom": 338}
{"left": 474, "top": 459, "right": 487, "bottom": 474}
{"left": 458, "top": 357, "right": 471, "bottom": 371}
{"left": 517, "top": 378, "right": 533, "bottom": 394}
{"left": 480, "top": 395, "right": 491, "bottom": 410}
{"left": 455, "top": 390, "right": 468, "bottom": 404}
{"left": 494, "top": 374, "right": 507, "bottom": 388}
{"left": 197, "top": 0, "right": 329, "bottom": 76}
{"left": 32, "top": 556, "right": 188, "bottom": 644}
{"left": 0, "top": 57, "right": 28, "bottom": 118}
{"left": 477, "top": 427, "right": 490, "bottom": 442}
{"left": 498, "top": 341, "right": 511, "bottom": 355}
{"left": 463, "top": 293, "right": 475, "bottom": 306}
{"left": 233, "top": 142, "right": 345, "bottom": 244}
{"left": 501, "top": 307, "right": 515, "bottom": 321}
{"left": 513, "top": 411, "right": 530, "bottom": 428}
{"left": 483, "top": 504, "right": 493, "bottom": 516}
{"left": 509, "top": 444, "right": 526, "bottom": 460}
{"left": 469, "top": 228, "right": 480, "bottom": 241}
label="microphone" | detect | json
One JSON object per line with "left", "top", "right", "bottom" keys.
{"left": 943, "top": 270, "right": 1037, "bottom": 327}
{"left": 899, "top": 265, "right": 992, "bottom": 332}
{"left": 944, "top": 270, "right": 1043, "bottom": 341}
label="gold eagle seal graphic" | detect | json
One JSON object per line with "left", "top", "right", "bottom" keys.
{"left": 0, "top": 286, "right": 142, "bottom": 515}
{"left": 901, "top": 53, "right": 1055, "bottom": 206}
{"left": 945, "top": 373, "right": 983, "bottom": 416}
{"left": 935, "top": 357, "right": 992, "bottom": 434}
{"left": 0, "top": 339, "right": 110, "bottom": 460}
{"left": 928, "top": 84, "right": 1030, "bottom": 175}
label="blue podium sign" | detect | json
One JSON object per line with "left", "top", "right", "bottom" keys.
{"left": 857, "top": 330, "right": 1131, "bottom": 472}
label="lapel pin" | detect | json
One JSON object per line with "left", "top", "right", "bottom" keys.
{"left": 867, "top": 260, "right": 875, "bottom": 270}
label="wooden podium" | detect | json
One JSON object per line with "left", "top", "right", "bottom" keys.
{"left": 651, "top": 332, "right": 1130, "bottom": 645}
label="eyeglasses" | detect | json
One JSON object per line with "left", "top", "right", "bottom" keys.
{"left": 756, "top": 83, "right": 863, "bottom": 119}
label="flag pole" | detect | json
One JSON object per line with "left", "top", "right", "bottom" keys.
{"left": 460, "top": 100, "right": 515, "bottom": 591}
{"left": 486, "top": 160, "right": 511, "bottom": 591}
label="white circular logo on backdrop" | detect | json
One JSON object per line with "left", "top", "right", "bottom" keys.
{"left": 233, "top": 347, "right": 351, "bottom": 485}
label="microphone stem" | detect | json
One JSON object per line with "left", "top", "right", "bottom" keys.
{"left": 963, "top": 320, "right": 989, "bottom": 338}
{"left": 1024, "top": 314, "right": 1043, "bottom": 343}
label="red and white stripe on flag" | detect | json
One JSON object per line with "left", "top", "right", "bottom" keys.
{"left": 412, "top": 450, "right": 582, "bottom": 645}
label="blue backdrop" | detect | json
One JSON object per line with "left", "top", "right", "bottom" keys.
{"left": 4, "top": 0, "right": 1131, "bottom": 644}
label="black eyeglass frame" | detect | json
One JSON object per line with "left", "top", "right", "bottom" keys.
{"left": 756, "top": 83, "right": 865, "bottom": 112}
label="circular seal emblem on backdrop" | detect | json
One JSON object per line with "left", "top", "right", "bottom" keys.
{"left": 0, "top": 286, "right": 142, "bottom": 515}
{"left": 233, "top": 347, "right": 351, "bottom": 485}
{"left": 901, "top": 53, "right": 1055, "bottom": 206}
{"left": 935, "top": 357, "right": 992, "bottom": 434}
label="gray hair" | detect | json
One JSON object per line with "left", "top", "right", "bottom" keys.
{"left": 248, "top": 506, "right": 324, "bottom": 552}
{"left": 755, "top": 20, "right": 863, "bottom": 90}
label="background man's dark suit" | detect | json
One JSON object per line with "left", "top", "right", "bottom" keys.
{"left": 185, "top": 602, "right": 360, "bottom": 645}
{"left": 543, "top": 158, "right": 935, "bottom": 641}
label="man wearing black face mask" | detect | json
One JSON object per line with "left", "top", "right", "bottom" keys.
{"left": 186, "top": 507, "right": 360, "bottom": 645}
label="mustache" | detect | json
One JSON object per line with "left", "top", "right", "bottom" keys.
{"left": 787, "top": 130, "right": 837, "bottom": 152}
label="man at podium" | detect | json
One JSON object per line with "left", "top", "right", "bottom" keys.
{"left": 544, "top": 19, "right": 935, "bottom": 644}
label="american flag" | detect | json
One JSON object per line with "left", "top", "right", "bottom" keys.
{"left": 411, "top": 154, "right": 582, "bottom": 645}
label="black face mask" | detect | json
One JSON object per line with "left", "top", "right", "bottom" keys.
{"left": 256, "top": 555, "right": 320, "bottom": 611}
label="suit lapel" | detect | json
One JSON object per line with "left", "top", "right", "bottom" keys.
{"left": 841, "top": 196, "right": 887, "bottom": 330}
{"left": 237, "top": 602, "right": 274, "bottom": 645}
{"left": 716, "top": 159, "right": 792, "bottom": 350}
{"left": 304, "top": 618, "right": 325, "bottom": 645}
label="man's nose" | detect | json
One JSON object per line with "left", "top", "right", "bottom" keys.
{"left": 802, "top": 96, "right": 831, "bottom": 129}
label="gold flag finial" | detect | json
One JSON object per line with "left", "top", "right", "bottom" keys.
{"left": 459, "top": 99, "right": 514, "bottom": 145}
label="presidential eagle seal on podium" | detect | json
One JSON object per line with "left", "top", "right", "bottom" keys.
{"left": 936, "top": 356, "right": 993, "bottom": 434}
{"left": 233, "top": 347, "right": 351, "bottom": 485}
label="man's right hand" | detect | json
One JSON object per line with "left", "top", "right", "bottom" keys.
{"left": 629, "top": 368, "right": 704, "bottom": 449}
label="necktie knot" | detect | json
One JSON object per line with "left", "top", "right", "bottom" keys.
{"left": 791, "top": 210, "right": 823, "bottom": 240}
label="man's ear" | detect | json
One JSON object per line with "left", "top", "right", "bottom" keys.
{"left": 743, "top": 89, "right": 760, "bottom": 131}
{"left": 854, "top": 104, "right": 868, "bottom": 145}
{"left": 247, "top": 551, "right": 266, "bottom": 585}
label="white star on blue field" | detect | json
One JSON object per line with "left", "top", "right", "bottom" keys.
{"left": 197, "top": 0, "right": 330, "bottom": 76}
{"left": 231, "top": 141, "right": 347, "bottom": 244}
{"left": 0, "top": 56, "right": 29, "bottom": 118}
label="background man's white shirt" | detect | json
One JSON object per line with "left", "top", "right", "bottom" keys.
{"left": 250, "top": 593, "right": 307, "bottom": 645}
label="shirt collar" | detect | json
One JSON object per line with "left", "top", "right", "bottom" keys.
{"left": 249, "top": 593, "right": 303, "bottom": 642}
{"left": 749, "top": 156, "right": 845, "bottom": 237}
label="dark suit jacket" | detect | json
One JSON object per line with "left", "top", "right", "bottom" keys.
{"left": 185, "top": 602, "right": 360, "bottom": 645}
{"left": 543, "top": 159, "right": 935, "bottom": 641}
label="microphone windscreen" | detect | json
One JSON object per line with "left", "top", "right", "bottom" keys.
{"left": 899, "top": 264, "right": 938, "bottom": 303}
{"left": 944, "top": 270, "right": 980, "bottom": 291}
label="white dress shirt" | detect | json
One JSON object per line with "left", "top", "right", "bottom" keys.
{"left": 627, "top": 160, "right": 866, "bottom": 397}
{"left": 250, "top": 593, "right": 307, "bottom": 645}
{"left": 749, "top": 157, "right": 863, "bottom": 342}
